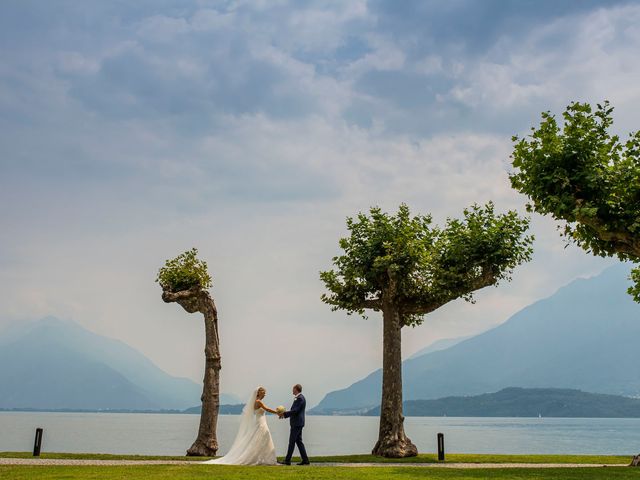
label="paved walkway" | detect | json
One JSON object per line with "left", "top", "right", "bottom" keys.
{"left": 0, "top": 459, "right": 194, "bottom": 466}
{"left": 0, "top": 458, "right": 627, "bottom": 468}
{"left": 321, "top": 463, "right": 623, "bottom": 469}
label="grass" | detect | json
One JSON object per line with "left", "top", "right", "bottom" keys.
{"left": 1, "top": 464, "right": 639, "bottom": 480}
{"left": 306, "top": 453, "right": 632, "bottom": 464}
{"left": 1, "top": 452, "right": 636, "bottom": 480}
{"left": 0, "top": 451, "right": 632, "bottom": 464}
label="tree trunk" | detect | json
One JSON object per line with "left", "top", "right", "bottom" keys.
{"left": 371, "top": 301, "right": 418, "bottom": 458}
{"left": 186, "top": 293, "right": 221, "bottom": 456}
{"left": 162, "top": 287, "right": 221, "bottom": 457}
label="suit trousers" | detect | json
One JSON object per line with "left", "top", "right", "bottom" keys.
{"left": 285, "top": 425, "right": 309, "bottom": 463}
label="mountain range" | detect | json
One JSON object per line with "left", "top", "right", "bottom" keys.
{"left": 364, "top": 387, "right": 640, "bottom": 418}
{"left": 408, "top": 335, "right": 472, "bottom": 360}
{"left": 312, "top": 264, "right": 640, "bottom": 414}
{"left": 0, "top": 316, "right": 239, "bottom": 410}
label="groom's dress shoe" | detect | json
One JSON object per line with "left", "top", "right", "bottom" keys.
{"left": 277, "top": 461, "right": 291, "bottom": 465}
{"left": 297, "top": 461, "right": 310, "bottom": 466}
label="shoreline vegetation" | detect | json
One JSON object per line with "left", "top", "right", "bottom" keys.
{"left": 361, "top": 388, "right": 640, "bottom": 418}
{"left": 6, "top": 387, "right": 640, "bottom": 418}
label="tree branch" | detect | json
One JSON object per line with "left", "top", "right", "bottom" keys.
{"left": 401, "top": 300, "right": 445, "bottom": 316}
{"left": 575, "top": 213, "right": 640, "bottom": 257}
{"left": 362, "top": 299, "right": 382, "bottom": 310}
{"left": 401, "top": 269, "right": 498, "bottom": 316}
{"left": 161, "top": 286, "right": 201, "bottom": 303}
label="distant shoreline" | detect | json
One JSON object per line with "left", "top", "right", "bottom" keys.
{"left": 312, "top": 388, "right": 640, "bottom": 418}
{"left": 7, "top": 387, "right": 640, "bottom": 419}
{"left": 0, "top": 405, "right": 244, "bottom": 415}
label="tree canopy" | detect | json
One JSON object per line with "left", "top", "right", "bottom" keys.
{"left": 156, "top": 247, "right": 220, "bottom": 456}
{"left": 156, "top": 248, "right": 212, "bottom": 293}
{"left": 320, "top": 202, "right": 532, "bottom": 457}
{"left": 510, "top": 101, "right": 640, "bottom": 301}
{"left": 320, "top": 202, "right": 533, "bottom": 325}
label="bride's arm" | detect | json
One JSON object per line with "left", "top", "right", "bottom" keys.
{"left": 255, "top": 399, "right": 278, "bottom": 414}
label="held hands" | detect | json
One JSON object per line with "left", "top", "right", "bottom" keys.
{"left": 275, "top": 405, "right": 286, "bottom": 419}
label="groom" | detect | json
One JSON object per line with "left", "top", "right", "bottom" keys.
{"left": 278, "top": 383, "right": 310, "bottom": 465}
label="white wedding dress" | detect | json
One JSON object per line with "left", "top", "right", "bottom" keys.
{"left": 203, "top": 389, "right": 277, "bottom": 466}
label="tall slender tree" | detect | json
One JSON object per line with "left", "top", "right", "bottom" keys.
{"left": 320, "top": 203, "right": 533, "bottom": 458}
{"left": 157, "top": 248, "right": 221, "bottom": 457}
{"left": 510, "top": 101, "right": 640, "bottom": 301}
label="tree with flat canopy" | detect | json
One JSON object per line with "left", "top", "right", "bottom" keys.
{"left": 320, "top": 203, "right": 533, "bottom": 458}
{"left": 156, "top": 248, "right": 221, "bottom": 456}
{"left": 510, "top": 101, "right": 640, "bottom": 302}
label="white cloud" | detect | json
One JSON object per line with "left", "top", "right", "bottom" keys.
{"left": 0, "top": 106, "right": 612, "bottom": 397}
{"left": 442, "top": 4, "right": 640, "bottom": 120}
{"left": 190, "top": 9, "right": 235, "bottom": 31}
{"left": 0, "top": 0, "right": 637, "bottom": 401}
{"left": 414, "top": 55, "right": 443, "bottom": 76}
{"left": 344, "top": 35, "right": 406, "bottom": 78}
{"left": 285, "top": 0, "right": 371, "bottom": 53}
{"left": 136, "top": 15, "right": 191, "bottom": 43}
{"left": 57, "top": 52, "right": 101, "bottom": 75}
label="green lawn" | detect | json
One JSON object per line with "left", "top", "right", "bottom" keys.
{"left": 1, "top": 465, "right": 639, "bottom": 480}
{"left": 0, "top": 451, "right": 632, "bottom": 464}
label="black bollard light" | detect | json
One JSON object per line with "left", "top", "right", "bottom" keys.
{"left": 33, "top": 428, "right": 43, "bottom": 457}
{"left": 437, "top": 432, "right": 445, "bottom": 461}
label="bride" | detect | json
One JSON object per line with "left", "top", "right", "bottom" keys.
{"left": 203, "top": 387, "right": 279, "bottom": 465}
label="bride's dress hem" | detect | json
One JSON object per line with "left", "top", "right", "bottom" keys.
{"left": 202, "top": 406, "right": 277, "bottom": 466}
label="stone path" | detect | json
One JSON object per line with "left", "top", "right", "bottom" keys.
{"left": 321, "top": 462, "right": 623, "bottom": 468}
{"left": 0, "top": 459, "right": 194, "bottom": 466}
{"left": 0, "top": 458, "right": 627, "bottom": 468}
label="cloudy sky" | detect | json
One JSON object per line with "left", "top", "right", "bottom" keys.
{"left": 1, "top": 0, "right": 639, "bottom": 405}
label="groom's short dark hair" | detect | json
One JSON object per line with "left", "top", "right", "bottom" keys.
{"left": 294, "top": 384, "right": 302, "bottom": 393}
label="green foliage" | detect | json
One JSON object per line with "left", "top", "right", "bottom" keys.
{"left": 510, "top": 101, "right": 640, "bottom": 301}
{"left": 630, "top": 268, "right": 640, "bottom": 303}
{"left": 156, "top": 248, "right": 212, "bottom": 292}
{"left": 320, "top": 203, "right": 533, "bottom": 326}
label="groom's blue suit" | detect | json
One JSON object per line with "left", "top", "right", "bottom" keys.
{"left": 283, "top": 394, "right": 309, "bottom": 464}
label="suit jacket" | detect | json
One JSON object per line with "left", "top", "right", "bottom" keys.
{"left": 283, "top": 394, "right": 306, "bottom": 427}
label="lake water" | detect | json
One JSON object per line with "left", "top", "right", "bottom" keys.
{"left": 1, "top": 413, "right": 639, "bottom": 456}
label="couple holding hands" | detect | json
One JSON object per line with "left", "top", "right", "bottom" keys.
{"left": 204, "top": 384, "right": 310, "bottom": 466}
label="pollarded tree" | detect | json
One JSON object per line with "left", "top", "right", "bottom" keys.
{"left": 320, "top": 203, "right": 533, "bottom": 458}
{"left": 156, "top": 248, "right": 221, "bottom": 456}
{"left": 510, "top": 101, "right": 640, "bottom": 301}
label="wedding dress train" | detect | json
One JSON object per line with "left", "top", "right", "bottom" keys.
{"left": 203, "top": 389, "right": 277, "bottom": 466}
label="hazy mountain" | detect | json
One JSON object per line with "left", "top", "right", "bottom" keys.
{"left": 0, "top": 317, "right": 239, "bottom": 410}
{"left": 407, "top": 335, "right": 473, "bottom": 360}
{"left": 313, "top": 264, "right": 640, "bottom": 413}
{"left": 364, "top": 387, "right": 640, "bottom": 418}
